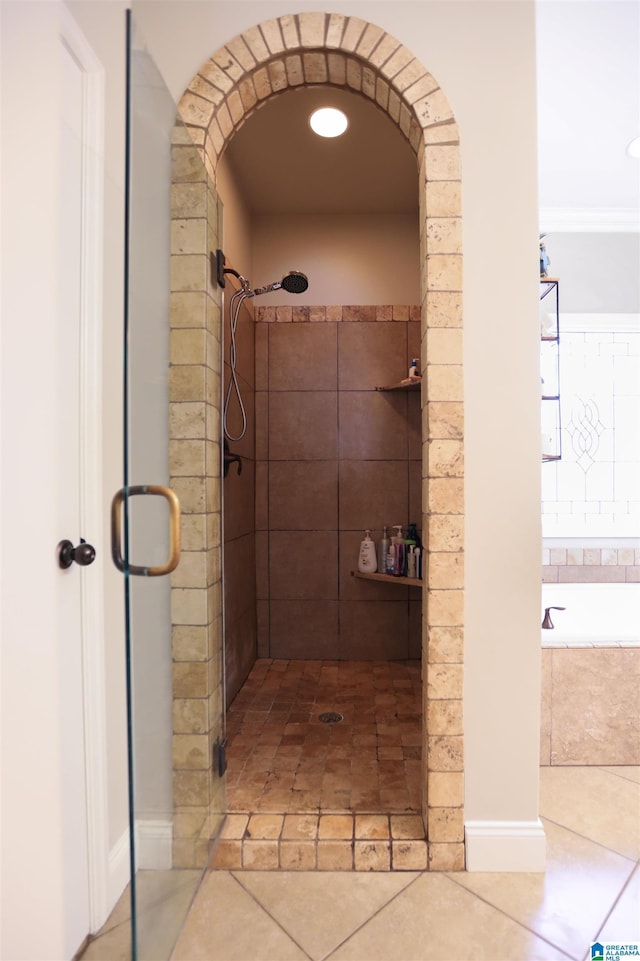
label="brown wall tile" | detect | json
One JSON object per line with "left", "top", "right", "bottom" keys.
{"left": 269, "top": 461, "right": 338, "bottom": 530}
{"left": 223, "top": 458, "right": 255, "bottom": 540}
{"left": 339, "top": 461, "right": 409, "bottom": 531}
{"left": 270, "top": 531, "right": 339, "bottom": 599}
{"left": 269, "top": 324, "right": 338, "bottom": 390}
{"left": 339, "top": 391, "right": 408, "bottom": 460}
{"left": 339, "top": 600, "right": 410, "bottom": 659}
{"left": 223, "top": 533, "right": 256, "bottom": 625}
{"left": 269, "top": 391, "right": 338, "bottom": 460}
{"left": 338, "top": 322, "right": 407, "bottom": 390}
{"left": 270, "top": 600, "right": 339, "bottom": 659}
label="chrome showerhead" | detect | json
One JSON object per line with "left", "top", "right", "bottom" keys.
{"left": 249, "top": 270, "right": 309, "bottom": 298}
{"left": 281, "top": 270, "right": 309, "bottom": 294}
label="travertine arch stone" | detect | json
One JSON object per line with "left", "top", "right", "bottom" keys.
{"left": 172, "top": 12, "right": 464, "bottom": 872}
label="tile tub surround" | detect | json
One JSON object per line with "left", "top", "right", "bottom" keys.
{"left": 540, "top": 646, "right": 640, "bottom": 766}
{"left": 175, "top": 14, "right": 465, "bottom": 870}
{"left": 543, "top": 544, "right": 640, "bottom": 583}
{"left": 255, "top": 306, "right": 423, "bottom": 662}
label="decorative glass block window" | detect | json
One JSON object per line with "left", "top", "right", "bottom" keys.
{"left": 542, "top": 315, "right": 640, "bottom": 536}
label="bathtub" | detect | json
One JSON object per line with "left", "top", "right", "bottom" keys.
{"left": 540, "top": 582, "right": 639, "bottom": 765}
{"left": 541, "top": 582, "right": 640, "bottom": 647}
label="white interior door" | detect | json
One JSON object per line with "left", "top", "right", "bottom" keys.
{"left": 58, "top": 35, "right": 91, "bottom": 954}
{"left": 58, "top": 11, "right": 108, "bottom": 953}
{"left": 0, "top": 5, "right": 107, "bottom": 957}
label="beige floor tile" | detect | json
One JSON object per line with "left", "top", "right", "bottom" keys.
{"left": 80, "top": 922, "right": 131, "bottom": 961}
{"left": 136, "top": 870, "right": 203, "bottom": 959}
{"left": 235, "top": 870, "right": 417, "bottom": 960}
{"left": 170, "top": 871, "right": 307, "bottom": 961}
{"left": 600, "top": 765, "right": 640, "bottom": 785}
{"left": 596, "top": 862, "right": 640, "bottom": 945}
{"left": 326, "top": 873, "right": 567, "bottom": 961}
{"left": 540, "top": 767, "right": 640, "bottom": 859}
{"left": 83, "top": 870, "right": 201, "bottom": 961}
{"left": 451, "top": 819, "right": 637, "bottom": 960}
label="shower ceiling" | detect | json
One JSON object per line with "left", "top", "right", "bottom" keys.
{"left": 223, "top": 85, "right": 418, "bottom": 215}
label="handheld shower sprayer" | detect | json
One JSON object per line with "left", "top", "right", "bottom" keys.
{"left": 215, "top": 250, "right": 309, "bottom": 444}
{"left": 248, "top": 271, "right": 309, "bottom": 298}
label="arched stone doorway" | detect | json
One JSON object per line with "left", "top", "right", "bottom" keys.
{"left": 169, "top": 12, "right": 464, "bottom": 872}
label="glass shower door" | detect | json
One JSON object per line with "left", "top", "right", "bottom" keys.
{"left": 116, "top": 12, "right": 226, "bottom": 958}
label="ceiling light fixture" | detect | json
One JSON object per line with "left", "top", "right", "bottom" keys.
{"left": 626, "top": 136, "right": 640, "bottom": 159}
{"left": 309, "top": 107, "right": 348, "bottom": 138}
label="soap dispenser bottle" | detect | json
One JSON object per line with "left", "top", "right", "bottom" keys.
{"left": 358, "top": 529, "right": 378, "bottom": 573}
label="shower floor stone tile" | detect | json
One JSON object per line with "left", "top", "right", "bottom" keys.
{"left": 220, "top": 658, "right": 424, "bottom": 871}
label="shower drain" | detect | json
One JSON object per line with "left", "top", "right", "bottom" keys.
{"left": 318, "top": 711, "right": 344, "bottom": 724}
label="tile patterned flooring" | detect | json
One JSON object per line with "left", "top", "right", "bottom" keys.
{"left": 81, "top": 659, "right": 640, "bottom": 960}
{"left": 215, "top": 659, "right": 423, "bottom": 871}
{"left": 84, "top": 766, "right": 640, "bottom": 961}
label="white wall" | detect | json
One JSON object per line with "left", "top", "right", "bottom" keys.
{"left": 134, "top": 0, "right": 543, "bottom": 859}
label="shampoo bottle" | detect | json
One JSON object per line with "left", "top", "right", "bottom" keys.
{"left": 385, "top": 543, "right": 396, "bottom": 575}
{"left": 378, "top": 526, "right": 390, "bottom": 574}
{"left": 391, "top": 525, "right": 405, "bottom": 577}
{"left": 358, "top": 529, "right": 378, "bottom": 573}
{"left": 407, "top": 522, "right": 422, "bottom": 550}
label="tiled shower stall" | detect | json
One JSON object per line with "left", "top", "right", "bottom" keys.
{"left": 170, "top": 13, "right": 465, "bottom": 872}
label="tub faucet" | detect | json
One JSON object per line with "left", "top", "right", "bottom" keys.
{"left": 542, "top": 606, "right": 566, "bottom": 629}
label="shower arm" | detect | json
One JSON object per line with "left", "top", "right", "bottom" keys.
{"left": 214, "top": 249, "right": 250, "bottom": 292}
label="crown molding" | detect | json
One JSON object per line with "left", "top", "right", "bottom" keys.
{"left": 540, "top": 207, "right": 640, "bottom": 233}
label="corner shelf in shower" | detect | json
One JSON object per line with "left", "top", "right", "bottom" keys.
{"left": 351, "top": 570, "right": 422, "bottom": 588}
{"left": 375, "top": 378, "right": 421, "bottom": 392}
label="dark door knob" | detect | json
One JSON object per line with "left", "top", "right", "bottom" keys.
{"left": 58, "top": 538, "right": 96, "bottom": 569}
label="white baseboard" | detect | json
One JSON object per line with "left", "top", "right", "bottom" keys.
{"left": 136, "top": 818, "right": 173, "bottom": 870}
{"left": 465, "top": 819, "right": 546, "bottom": 872}
{"left": 100, "top": 819, "right": 173, "bottom": 931}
